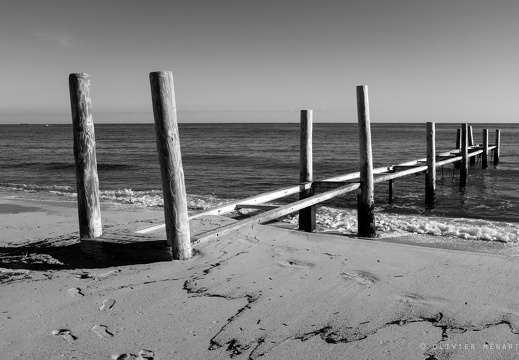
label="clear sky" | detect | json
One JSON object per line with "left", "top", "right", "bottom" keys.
{"left": 1, "top": 0, "right": 518, "bottom": 123}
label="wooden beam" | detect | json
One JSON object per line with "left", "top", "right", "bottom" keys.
{"left": 194, "top": 183, "right": 361, "bottom": 244}
{"left": 299, "top": 110, "right": 316, "bottom": 232}
{"left": 150, "top": 71, "right": 191, "bottom": 260}
{"left": 356, "top": 85, "right": 376, "bottom": 238}
{"left": 235, "top": 204, "right": 280, "bottom": 210}
{"left": 69, "top": 73, "right": 102, "bottom": 240}
{"left": 494, "top": 129, "right": 501, "bottom": 165}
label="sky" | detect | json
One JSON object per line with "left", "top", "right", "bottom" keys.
{"left": 1, "top": 0, "right": 518, "bottom": 123}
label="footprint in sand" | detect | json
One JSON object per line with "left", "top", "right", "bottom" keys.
{"left": 277, "top": 260, "right": 314, "bottom": 269}
{"left": 111, "top": 349, "right": 154, "bottom": 360}
{"left": 341, "top": 270, "right": 378, "bottom": 285}
{"left": 68, "top": 287, "right": 84, "bottom": 297}
{"left": 99, "top": 299, "right": 116, "bottom": 311}
{"left": 92, "top": 324, "right": 114, "bottom": 339}
{"left": 52, "top": 329, "right": 77, "bottom": 341}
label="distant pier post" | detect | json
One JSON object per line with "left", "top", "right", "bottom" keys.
{"left": 149, "top": 71, "right": 191, "bottom": 260}
{"left": 388, "top": 180, "right": 394, "bottom": 204}
{"left": 454, "top": 128, "right": 461, "bottom": 169}
{"left": 460, "top": 123, "right": 469, "bottom": 187}
{"left": 425, "top": 122, "right": 436, "bottom": 205}
{"left": 356, "top": 85, "right": 376, "bottom": 237}
{"left": 494, "top": 129, "right": 501, "bottom": 165}
{"left": 69, "top": 73, "right": 102, "bottom": 239}
{"left": 482, "top": 129, "right": 489, "bottom": 169}
{"left": 299, "top": 110, "right": 316, "bottom": 232}
{"left": 469, "top": 126, "right": 476, "bottom": 166}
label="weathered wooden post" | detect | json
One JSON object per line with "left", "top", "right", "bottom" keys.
{"left": 69, "top": 73, "right": 102, "bottom": 239}
{"left": 454, "top": 128, "right": 461, "bottom": 169}
{"left": 356, "top": 85, "right": 376, "bottom": 237}
{"left": 425, "top": 122, "right": 436, "bottom": 205}
{"left": 149, "top": 71, "right": 191, "bottom": 260}
{"left": 469, "top": 126, "right": 476, "bottom": 166}
{"left": 494, "top": 129, "right": 501, "bottom": 165}
{"left": 388, "top": 180, "right": 394, "bottom": 204}
{"left": 482, "top": 129, "right": 489, "bottom": 169}
{"left": 299, "top": 110, "right": 316, "bottom": 232}
{"left": 460, "top": 123, "right": 469, "bottom": 187}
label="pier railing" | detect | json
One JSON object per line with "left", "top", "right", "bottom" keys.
{"left": 69, "top": 71, "right": 501, "bottom": 261}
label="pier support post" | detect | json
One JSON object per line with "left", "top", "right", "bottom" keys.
{"left": 356, "top": 85, "right": 376, "bottom": 237}
{"left": 299, "top": 110, "right": 316, "bottom": 232}
{"left": 494, "top": 129, "right": 501, "bottom": 165}
{"left": 388, "top": 180, "right": 394, "bottom": 204}
{"left": 460, "top": 123, "right": 469, "bottom": 187}
{"left": 469, "top": 126, "right": 476, "bottom": 166}
{"left": 425, "top": 122, "right": 436, "bottom": 205}
{"left": 150, "top": 71, "right": 191, "bottom": 260}
{"left": 454, "top": 129, "right": 461, "bottom": 169}
{"left": 482, "top": 129, "right": 488, "bottom": 169}
{"left": 69, "top": 73, "right": 102, "bottom": 240}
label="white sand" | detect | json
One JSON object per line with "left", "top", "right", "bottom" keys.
{"left": 2, "top": 193, "right": 519, "bottom": 359}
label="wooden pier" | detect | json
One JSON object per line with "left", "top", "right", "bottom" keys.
{"left": 69, "top": 71, "right": 501, "bottom": 262}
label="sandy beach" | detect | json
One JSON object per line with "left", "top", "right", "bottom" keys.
{"left": 2, "top": 191, "right": 519, "bottom": 360}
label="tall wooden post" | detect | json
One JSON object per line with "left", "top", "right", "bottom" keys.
{"left": 454, "top": 128, "right": 461, "bottom": 169}
{"left": 299, "top": 110, "right": 316, "bottom": 232}
{"left": 425, "top": 122, "right": 436, "bottom": 205}
{"left": 494, "top": 129, "right": 501, "bottom": 165}
{"left": 469, "top": 126, "right": 476, "bottom": 166}
{"left": 482, "top": 129, "right": 489, "bottom": 169}
{"left": 149, "top": 71, "right": 191, "bottom": 260}
{"left": 356, "top": 85, "right": 376, "bottom": 237}
{"left": 69, "top": 73, "right": 102, "bottom": 239}
{"left": 460, "top": 123, "right": 469, "bottom": 187}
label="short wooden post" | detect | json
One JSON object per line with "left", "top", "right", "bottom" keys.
{"left": 356, "top": 85, "right": 376, "bottom": 237}
{"left": 460, "top": 123, "right": 469, "bottom": 187}
{"left": 454, "top": 128, "right": 461, "bottom": 169}
{"left": 299, "top": 110, "right": 316, "bottom": 232}
{"left": 388, "top": 180, "right": 394, "bottom": 204}
{"left": 482, "top": 129, "right": 488, "bottom": 169}
{"left": 149, "top": 71, "right": 191, "bottom": 260}
{"left": 494, "top": 129, "right": 501, "bottom": 165}
{"left": 469, "top": 126, "right": 476, "bottom": 166}
{"left": 425, "top": 122, "right": 436, "bottom": 205}
{"left": 69, "top": 73, "right": 102, "bottom": 239}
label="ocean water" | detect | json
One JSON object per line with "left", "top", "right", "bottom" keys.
{"left": 0, "top": 120, "right": 518, "bottom": 244}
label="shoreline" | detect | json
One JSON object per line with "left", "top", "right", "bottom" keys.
{"left": 2, "top": 193, "right": 519, "bottom": 359}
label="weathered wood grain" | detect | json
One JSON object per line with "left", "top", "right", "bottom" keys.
{"left": 299, "top": 110, "right": 316, "bottom": 232}
{"left": 69, "top": 73, "right": 102, "bottom": 239}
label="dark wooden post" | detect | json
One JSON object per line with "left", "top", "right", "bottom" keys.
{"left": 299, "top": 110, "right": 316, "bottom": 232}
{"left": 69, "top": 73, "right": 102, "bottom": 239}
{"left": 425, "top": 122, "right": 436, "bottom": 205}
{"left": 388, "top": 180, "right": 394, "bottom": 204}
{"left": 356, "top": 85, "right": 376, "bottom": 237}
{"left": 149, "top": 71, "right": 191, "bottom": 260}
{"left": 460, "top": 123, "right": 468, "bottom": 187}
{"left": 469, "top": 126, "right": 476, "bottom": 166}
{"left": 482, "top": 129, "right": 488, "bottom": 169}
{"left": 454, "top": 128, "right": 461, "bottom": 169}
{"left": 494, "top": 129, "right": 501, "bottom": 165}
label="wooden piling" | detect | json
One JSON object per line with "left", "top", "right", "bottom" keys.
{"left": 460, "top": 124, "right": 469, "bottom": 187}
{"left": 454, "top": 128, "right": 461, "bottom": 169}
{"left": 425, "top": 122, "right": 436, "bottom": 205}
{"left": 469, "top": 126, "right": 476, "bottom": 166}
{"left": 69, "top": 73, "right": 102, "bottom": 239}
{"left": 149, "top": 71, "right": 191, "bottom": 260}
{"left": 299, "top": 110, "right": 316, "bottom": 232}
{"left": 388, "top": 180, "right": 394, "bottom": 204}
{"left": 482, "top": 129, "right": 488, "bottom": 169}
{"left": 494, "top": 129, "right": 501, "bottom": 165}
{"left": 356, "top": 85, "right": 376, "bottom": 237}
